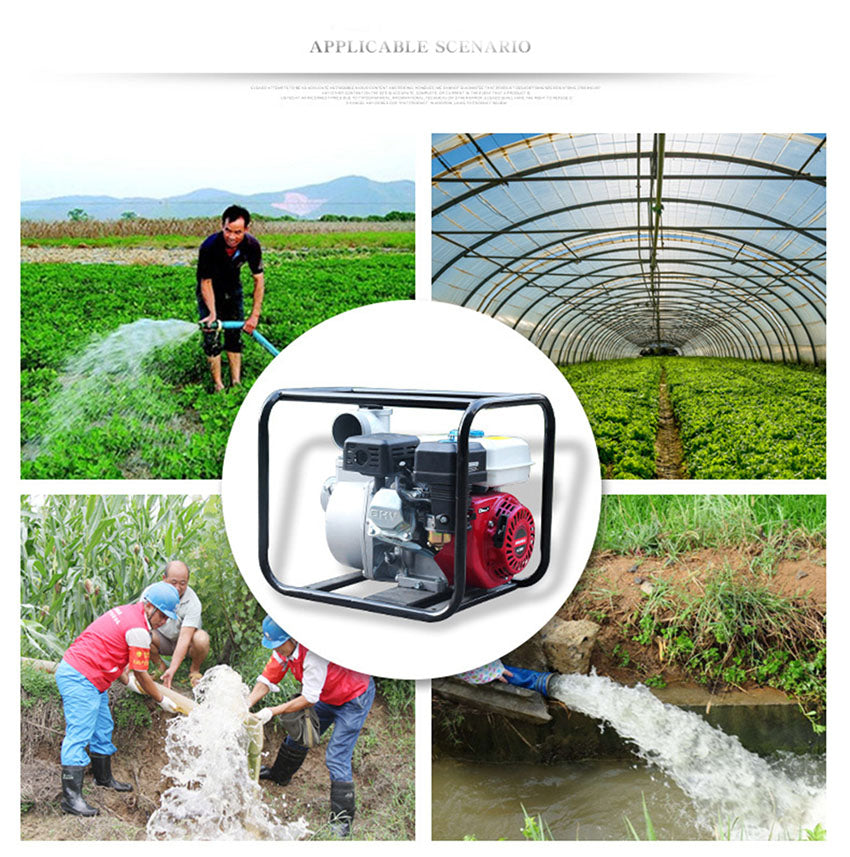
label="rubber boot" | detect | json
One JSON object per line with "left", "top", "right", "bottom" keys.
{"left": 60, "top": 765, "right": 99, "bottom": 816}
{"left": 90, "top": 752, "right": 133, "bottom": 792}
{"left": 504, "top": 666, "right": 554, "bottom": 696}
{"left": 259, "top": 742, "right": 309, "bottom": 786}
{"left": 329, "top": 780, "right": 355, "bottom": 837}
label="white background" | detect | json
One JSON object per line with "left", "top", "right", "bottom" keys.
{"left": 7, "top": 1, "right": 848, "bottom": 852}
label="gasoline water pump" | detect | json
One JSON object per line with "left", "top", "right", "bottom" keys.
{"left": 258, "top": 389, "right": 554, "bottom": 622}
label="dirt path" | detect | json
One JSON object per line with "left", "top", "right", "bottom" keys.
{"left": 21, "top": 246, "right": 197, "bottom": 265}
{"left": 655, "top": 367, "right": 685, "bottom": 478}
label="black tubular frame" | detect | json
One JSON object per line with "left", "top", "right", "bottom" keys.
{"left": 258, "top": 387, "right": 555, "bottom": 622}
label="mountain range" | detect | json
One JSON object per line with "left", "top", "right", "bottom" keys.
{"left": 21, "top": 175, "right": 414, "bottom": 221}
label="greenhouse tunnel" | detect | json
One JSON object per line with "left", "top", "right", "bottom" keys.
{"left": 432, "top": 133, "right": 826, "bottom": 365}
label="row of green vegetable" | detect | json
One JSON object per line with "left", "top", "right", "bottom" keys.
{"left": 562, "top": 357, "right": 825, "bottom": 479}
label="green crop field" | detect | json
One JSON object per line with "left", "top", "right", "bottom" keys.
{"left": 21, "top": 245, "right": 414, "bottom": 479}
{"left": 562, "top": 357, "right": 826, "bottom": 480}
{"left": 562, "top": 360, "right": 661, "bottom": 479}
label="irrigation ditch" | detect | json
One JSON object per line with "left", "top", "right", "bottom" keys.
{"left": 432, "top": 497, "right": 827, "bottom": 840}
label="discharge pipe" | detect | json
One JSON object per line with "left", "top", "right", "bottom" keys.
{"left": 504, "top": 666, "right": 555, "bottom": 697}
{"left": 143, "top": 680, "right": 264, "bottom": 781}
{"left": 200, "top": 320, "right": 280, "bottom": 357}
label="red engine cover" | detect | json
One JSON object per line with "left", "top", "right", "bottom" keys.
{"left": 434, "top": 491, "right": 535, "bottom": 589}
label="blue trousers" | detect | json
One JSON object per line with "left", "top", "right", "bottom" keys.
{"left": 55, "top": 660, "right": 117, "bottom": 766}
{"left": 286, "top": 678, "right": 375, "bottom": 782}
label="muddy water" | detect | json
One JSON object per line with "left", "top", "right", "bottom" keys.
{"left": 434, "top": 672, "right": 826, "bottom": 840}
{"left": 432, "top": 753, "right": 826, "bottom": 841}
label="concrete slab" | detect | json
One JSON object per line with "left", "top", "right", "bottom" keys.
{"left": 432, "top": 678, "right": 552, "bottom": 724}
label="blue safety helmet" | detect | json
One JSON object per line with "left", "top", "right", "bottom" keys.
{"left": 143, "top": 581, "right": 180, "bottom": 620}
{"left": 261, "top": 616, "right": 291, "bottom": 649}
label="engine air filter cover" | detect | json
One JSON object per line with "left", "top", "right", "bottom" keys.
{"left": 342, "top": 433, "right": 419, "bottom": 477}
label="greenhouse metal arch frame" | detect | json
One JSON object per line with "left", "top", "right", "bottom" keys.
{"left": 432, "top": 133, "right": 826, "bottom": 365}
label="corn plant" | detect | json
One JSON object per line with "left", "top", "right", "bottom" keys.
{"left": 21, "top": 495, "right": 210, "bottom": 654}
{"left": 20, "top": 494, "right": 269, "bottom": 673}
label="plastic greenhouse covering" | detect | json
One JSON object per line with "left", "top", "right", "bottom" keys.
{"left": 432, "top": 133, "right": 826, "bottom": 365}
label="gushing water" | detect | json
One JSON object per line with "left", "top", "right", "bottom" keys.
{"left": 549, "top": 672, "right": 825, "bottom": 839}
{"left": 61, "top": 318, "right": 197, "bottom": 382}
{"left": 24, "top": 318, "right": 198, "bottom": 463}
{"left": 146, "top": 665, "right": 309, "bottom": 840}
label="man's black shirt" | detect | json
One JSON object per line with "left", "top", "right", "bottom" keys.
{"left": 196, "top": 231, "right": 264, "bottom": 299}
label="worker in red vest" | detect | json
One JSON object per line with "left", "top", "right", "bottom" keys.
{"left": 247, "top": 616, "right": 375, "bottom": 837}
{"left": 54, "top": 582, "right": 181, "bottom": 816}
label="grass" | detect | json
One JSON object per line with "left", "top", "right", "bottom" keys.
{"left": 624, "top": 565, "right": 825, "bottom": 714}
{"left": 623, "top": 793, "right": 656, "bottom": 840}
{"left": 569, "top": 494, "right": 827, "bottom": 722}
{"left": 520, "top": 806, "right": 553, "bottom": 840}
{"left": 595, "top": 495, "right": 825, "bottom": 556}
{"left": 462, "top": 807, "right": 554, "bottom": 842}
{"left": 623, "top": 795, "right": 827, "bottom": 841}
{"left": 375, "top": 679, "right": 415, "bottom": 715}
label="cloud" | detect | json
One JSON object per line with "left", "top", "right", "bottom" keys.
{"left": 271, "top": 192, "right": 328, "bottom": 216}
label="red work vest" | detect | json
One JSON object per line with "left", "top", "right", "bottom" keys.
{"left": 63, "top": 602, "right": 151, "bottom": 692}
{"left": 263, "top": 645, "right": 370, "bottom": 706}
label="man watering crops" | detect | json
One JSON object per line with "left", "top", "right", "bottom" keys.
{"left": 54, "top": 582, "right": 181, "bottom": 816}
{"left": 140, "top": 560, "right": 210, "bottom": 689}
{"left": 247, "top": 616, "right": 375, "bottom": 837}
{"left": 197, "top": 204, "right": 265, "bottom": 391}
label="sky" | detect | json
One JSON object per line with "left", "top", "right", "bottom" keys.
{"left": 20, "top": 76, "right": 415, "bottom": 200}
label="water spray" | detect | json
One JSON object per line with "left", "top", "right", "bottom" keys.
{"left": 548, "top": 672, "right": 825, "bottom": 838}
{"left": 147, "top": 666, "right": 308, "bottom": 840}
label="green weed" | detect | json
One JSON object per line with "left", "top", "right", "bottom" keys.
{"left": 376, "top": 679, "right": 415, "bottom": 715}
{"left": 622, "top": 565, "right": 825, "bottom": 720}
{"left": 112, "top": 693, "right": 152, "bottom": 729}
{"left": 804, "top": 823, "right": 826, "bottom": 840}
{"left": 612, "top": 644, "right": 631, "bottom": 668}
{"left": 595, "top": 494, "right": 825, "bottom": 554}
{"left": 20, "top": 665, "right": 60, "bottom": 707}
{"left": 623, "top": 793, "right": 657, "bottom": 840}
{"left": 520, "top": 805, "right": 553, "bottom": 841}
